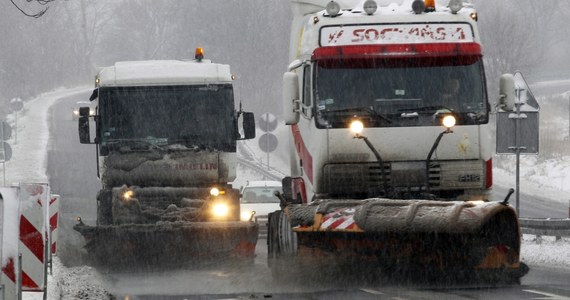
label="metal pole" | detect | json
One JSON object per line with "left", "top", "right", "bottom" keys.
{"left": 515, "top": 147, "right": 520, "bottom": 215}
{"left": 14, "top": 112, "right": 17, "bottom": 145}
{"left": 49, "top": 229, "right": 53, "bottom": 275}
{"left": 43, "top": 239, "right": 48, "bottom": 300}
{"left": 515, "top": 100, "right": 521, "bottom": 216}
{"left": 266, "top": 114, "right": 270, "bottom": 170}
{"left": 17, "top": 253, "right": 22, "bottom": 300}
{"left": 1, "top": 123, "right": 4, "bottom": 187}
{"left": 1, "top": 125, "right": 5, "bottom": 187}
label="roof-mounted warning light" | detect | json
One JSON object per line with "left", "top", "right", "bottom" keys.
{"left": 411, "top": 0, "right": 425, "bottom": 14}
{"left": 363, "top": 0, "right": 378, "bottom": 15}
{"left": 325, "top": 1, "right": 341, "bottom": 17}
{"left": 195, "top": 47, "right": 205, "bottom": 61}
{"left": 424, "top": 0, "right": 435, "bottom": 12}
{"left": 448, "top": 0, "right": 463, "bottom": 14}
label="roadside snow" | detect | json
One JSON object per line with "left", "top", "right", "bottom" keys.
{"left": 1, "top": 86, "right": 566, "bottom": 299}
{"left": 494, "top": 156, "right": 570, "bottom": 206}
{"left": 0, "top": 86, "right": 109, "bottom": 300}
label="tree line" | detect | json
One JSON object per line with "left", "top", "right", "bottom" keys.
{"left": 1, "top": 0, "right": 569, "bottom": 116}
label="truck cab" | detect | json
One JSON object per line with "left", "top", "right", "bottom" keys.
{"left": 282, "top": 0, "right": 492, "bottom": 203}
{"left": 75, "top": 50, "right": 259, "bottom": 268}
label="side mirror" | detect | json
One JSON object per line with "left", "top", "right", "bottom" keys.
{"left": 241, "top": 112, "right": 256, "bottom": 140}
{"left": 281, "top": 177, "right": 293, "bottom": 201}
{"left": 79, "top": 107, "right": 91, "bottom": 117}
{"left": 283, "top": 72, "right": 300, "bottom": 125}
{"left": 78, "top": 117, "right": 91, "bottom": 144}
{"left": 498, "top": 74, "right": 516, "bottom": 111}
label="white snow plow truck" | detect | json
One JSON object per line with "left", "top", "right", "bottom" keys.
{"left": 269, "top": 0, "right": 528, "bottom": 282}
{"left": 74, "top": 49, "right": 258, "bottom": 269}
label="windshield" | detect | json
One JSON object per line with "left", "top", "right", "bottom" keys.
{"left": 98, "top": 84, "right": 236, "bottom": 152}
{"left": 314, "top": 56, "right": 488, "bottom": 128}
{"left": 241, "top": 186, "right": 281, "bottom": 203}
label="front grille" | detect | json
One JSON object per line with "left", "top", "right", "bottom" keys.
{"left": 322, "top": 159, "right": 485, "bottom": 196}
{"left": 429, "top": 160, "right": 485, "bottom": 190}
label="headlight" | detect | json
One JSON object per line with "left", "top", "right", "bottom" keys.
{"left": 212, "top": 203, "right": 229, "bottom": 218}
{"left": 210, "top": 187, "right": 220, "bottom": 197}
{"left": 210, "top": 187, "right": 226, "bottom": 197}
{"left": 350, "top": 120, "right": 364, "bottom": 135}
{"left": 240, "top": 210, "right": 255, "bottom": 221}
{"left": 442, "top": 115, "right": 456, "bottom": 129}
{"left": 122, "top": 190, "right": 134, "bottom": 201}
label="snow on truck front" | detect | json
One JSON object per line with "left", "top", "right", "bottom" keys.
{"left": 74, "top": 51, "right": 259, "bottom": 269}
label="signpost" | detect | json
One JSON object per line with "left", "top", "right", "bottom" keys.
{"left": 496, "top": 72, "right": 540, "bottom": 215}
{"left": 0, "top": 121, "right": 13, "bottom": 186}
{"left": 9, "top": 98, "right": 23, "bottom": 145}
{"left": 258, "top": 113, "right": 278, "bottom": 170}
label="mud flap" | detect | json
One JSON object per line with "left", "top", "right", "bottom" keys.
{"left": 74, "top": 221, "right": 258, "bottom": 270}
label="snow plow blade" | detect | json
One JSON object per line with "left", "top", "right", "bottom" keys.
{"left": 275, "top": 199, "right": 528, "bottom": 281}
{"left": 74, "top": 221, "right": 258, "bottom": 269}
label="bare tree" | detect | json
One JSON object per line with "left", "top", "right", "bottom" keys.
{"left": 477, "top": 0, "right": 569, "bottom": 99}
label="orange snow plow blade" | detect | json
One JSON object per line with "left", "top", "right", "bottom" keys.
{"left": 284, "top": 199, "right": 528, "bottom": 280}
{"left": 74, "top": 221, "right": 258, "bottom": 270}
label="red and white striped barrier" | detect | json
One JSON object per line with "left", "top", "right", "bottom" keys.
{"left": 18, "top": 183, "right": 48, "bottom": 292}
{"left": 1, "top": 183, "right": 51, "bottom": 297}
{"left": 49, "top": 194, "right": 60, "bottom": 256}
{"left": 1, "top": 186, "right": 21, "bottom": 300}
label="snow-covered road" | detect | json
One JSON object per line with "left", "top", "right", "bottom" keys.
{"left": 3, "top": 87, "right": 566, "bottom": 299}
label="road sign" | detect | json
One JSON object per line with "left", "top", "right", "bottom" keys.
{"left": 496, "top": 72, "right": 540, "bottom": 155}
{"left": 496, "top": 112, "right": 539, "bottom": 154}
{"left": 258, "top": 112, "right": 277, "bottom": 132}
{"left": 0, "top": 142, "right": 12, "bottom": 162}
{"left": 259, "top": 133, "right": 278, "bottom": 153}
{"left": 1, "top": 121, "right": 12, "bottom": 141}
{"left": 9, "top": 98, "right": 23, "bottom": 112}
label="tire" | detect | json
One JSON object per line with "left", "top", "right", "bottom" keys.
{"left": 267, "top": 210, "right": 298, "bottom": 282}
{"left": 268, "top": 210, "right": 297, "bottom": 257}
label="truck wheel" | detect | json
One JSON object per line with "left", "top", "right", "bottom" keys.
{"left": 278, "top": 210, "right": 297, "bottom": 255}
{"left": 267, "top": 210, "right": 297, "bottom": 257}
{"left": 267, "top": 210, "right": 298, "bottom": 282}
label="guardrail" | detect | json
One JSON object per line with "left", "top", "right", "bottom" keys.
{"left": 519, "top": 218, "right": 570, "bottom": 240}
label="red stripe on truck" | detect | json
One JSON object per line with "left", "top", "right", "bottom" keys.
{"left": 292, "top": 125, "right": 313, "bottom": 184}
{"left": 486, "top": 158, "right": 493, "bottom": 189}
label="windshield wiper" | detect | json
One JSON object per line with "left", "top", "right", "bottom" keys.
{"left": 399, "top": 105, "right": 454, "bottom": 113}
{"left": 321, "top": 107, "right": 392, "bottom": 123}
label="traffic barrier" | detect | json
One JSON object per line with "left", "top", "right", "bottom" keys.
{"left": 0, "top": 187, "right": 21, "bottom": 300}
{"left": 519, "top": 217, "right": 570, "bottom": 241}
{"left": 18, "top": 183, "right": 47, "bottom": 292}
{"left": 49, "top": 194, "right": 59, "bottom": 256}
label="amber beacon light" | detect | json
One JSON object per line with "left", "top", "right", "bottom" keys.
{"left": 195, "top": 47, "right": 205, "bottom": 60}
